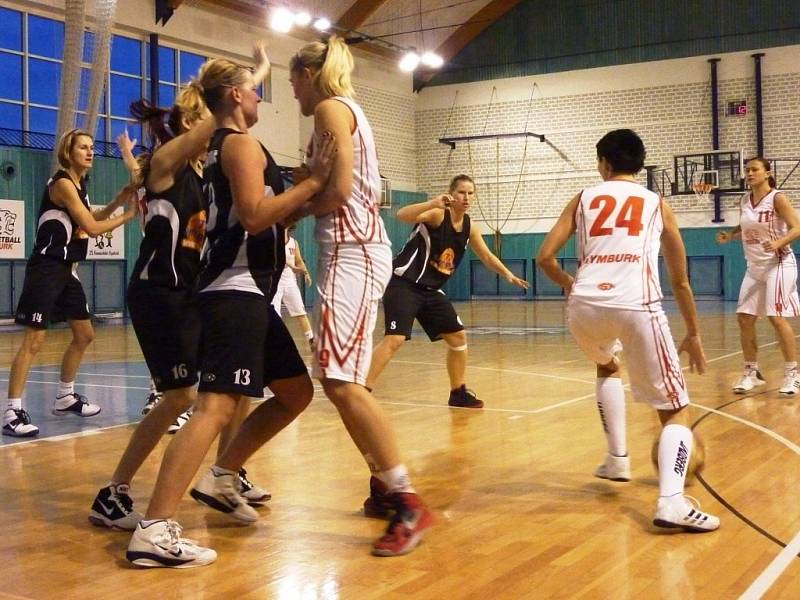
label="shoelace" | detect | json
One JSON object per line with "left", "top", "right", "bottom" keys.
{"left": 13, "top": 409, "right": 32, "bottom": 425}
{"left": 112, "top": 490, "right": 135, "bottom": 513}
{"left": 238, "top": 469, "right": 253, "bottom": 491}
{"left": 165, "top": 520, "right": 183, "bottom": 547}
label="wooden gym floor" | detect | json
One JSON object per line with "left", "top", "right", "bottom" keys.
{"left": 0, "top": 299, "right": 798, "bottom": 599}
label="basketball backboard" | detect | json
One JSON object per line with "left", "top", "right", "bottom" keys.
{"left": 673, "top": 150, "right": 744, "bottom": 195}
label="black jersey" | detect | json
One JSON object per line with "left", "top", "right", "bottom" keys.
{"left": 32, "top": 170, "right": 90, "bottom": 262}
{"left": 393, "top": 209, "right": 470, "bottom": 290}
{"left": 130, "top": 164, "right": 205, "bottom": 289}
{"left": 197, "top": 128, "right": 285, "bottom": 298}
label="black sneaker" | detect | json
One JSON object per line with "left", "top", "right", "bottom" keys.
{"left": 53, "top": 392, "right": 101, "bottom": 417}
{"left": 89, "top": 483, "right": 143, "bottom": 530}
{"left": 142, "top": 392, "right": 162, "bottom": 415}
{"left": 2, "top": 408, "right": 39, "bottom": 437}
{"left": 448, "top": 385, "right": 484, "bottom": 409}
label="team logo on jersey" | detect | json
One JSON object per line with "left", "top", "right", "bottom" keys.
{"left": 182, "top": 210, "right": 207, "bottom": 252}
{"left": 431, "top": 247, "right": 456, "bottom": 274}
{"left": 201, "top": 372, "right": 216, "bottom": 383}
{"left": 597, "top": 282, "right": 615, "bottom": 291}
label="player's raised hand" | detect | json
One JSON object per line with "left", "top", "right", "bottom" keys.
{"left": 431, "top": 194, "right": 451, "bottom": 209}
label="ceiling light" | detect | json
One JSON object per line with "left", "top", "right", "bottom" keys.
{"left": 398, "top": 51, "right": 420, "bottom": 72}
{"left": 313, "top": 17, "right": 331, "bottom": 31}
{"left": 294, "top": 11, "right": 311, "bottom": 27}
{"left": 421, "top": 52, "right": 444, "bottom": 68}
{"left": 270, "top": 7, "right": 294, "bottom": 33}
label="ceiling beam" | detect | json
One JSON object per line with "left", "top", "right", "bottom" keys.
{"left": 337, "top": 0, "right": 391, "bottom": 31}
{"left": 200, "top": 0, "right": 266, "bottom": 23}
{"left": 167, "top": 0, "right": 184, "bottom": 8}
{"left": 415, "top": 0, "right": 523, "bottom": 90}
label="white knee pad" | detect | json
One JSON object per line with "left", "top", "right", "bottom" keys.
{"left": 447, "top": 343, "right": 468, "bottom": 352}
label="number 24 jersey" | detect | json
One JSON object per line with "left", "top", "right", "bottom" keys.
{"left": 571, "top": 180, "right": 664, "bottom": 310}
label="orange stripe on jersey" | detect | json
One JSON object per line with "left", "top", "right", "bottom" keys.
{"left": 649, "top": 310, "right": 685, "bottom": 409}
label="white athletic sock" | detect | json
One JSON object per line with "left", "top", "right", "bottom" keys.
{"left": 785, "top": 362, "right": 797, "bottom": 375}
{"left": 657, "top": 424, "right": 693, "bottom": 497}
{"left": 744, "top": 361, "right": 758, "bottom": 373}
{"left": 596, "top": 377, "right": 626, "bottom": 457}
{"left": 378, "top": 464, "right": 414, "bottom": 493}
{"left": 6, "top": 398, "right": 21, "bottom": 412}
{"left": 56, "top": 381, "right": 75, "bottom": 399}
{"left": 363, "top": 453, "right": 379, "bottom": 475}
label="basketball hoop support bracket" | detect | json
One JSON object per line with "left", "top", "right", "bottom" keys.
{"left": 438, "top": 131, "right": 546, "bottom": 149}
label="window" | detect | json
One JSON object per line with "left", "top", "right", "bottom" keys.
{"left": 0, "top": 8, "right": 22, "bottom": 51}
{"left": 111, "top": 35, "right": 141, "bottom": 75}
{"left": 29, "top": 106, "right": 58, "bottom": 133}
{"left": 180, "top": 51, "right": 205, "bottom": 84}
{"left": 0, "top": 102, "right": 22, "bottom": 130}
{"left": 28, "top": 59, "right": 61, "bottom": 105}
{"left": 28, "top": 15, "right": 64, "bottom": 60}
{"left": 0, "top": 52, "right": 22, "bottom": 101}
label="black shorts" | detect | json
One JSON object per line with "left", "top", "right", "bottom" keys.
{"left": 197, "top": 292, "right": 307, "bottom": 397}
{"left": 14, "top": 255, "right": 91, "bottom": 329}
{"left": 128, "top": 283, "right": 201, "bottom": 391}
{"left": 382, "top": 276, "right": 463, "bottom": 341}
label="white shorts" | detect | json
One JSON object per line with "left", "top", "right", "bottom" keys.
{"left": 312, "top": 243, "right": 392, "bottom": 386}
{"left": 737, "top": 260, "right": 800, "bottom": 317}
{"left": 272, "top": 279, "right": 307, "bottom": 317}
{"left": 567, "top": 298, "right": 689, "bottom": 411}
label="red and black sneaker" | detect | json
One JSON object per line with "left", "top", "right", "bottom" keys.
{"left": 372, "top": 492, "right": 435, "bottom": 556}
{"left": 448, "top": 385, "right": 484, "bottom": 408}
{"left": 363, "top": 475, "right": 394, "bottom": 519}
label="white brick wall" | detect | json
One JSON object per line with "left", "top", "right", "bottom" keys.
{"left": 412, "top": 45, "right": 800, "bottom": 231}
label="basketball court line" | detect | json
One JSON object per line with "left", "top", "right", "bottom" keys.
{"left": 2, "top": 334, "right": 798, "bottom": 595}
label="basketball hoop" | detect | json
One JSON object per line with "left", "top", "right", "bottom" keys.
{"left": 690, "top": 169, "right": 719, "bottom": 202}
{"left": 691, "top": 182, "right": 718, "bottom": 201}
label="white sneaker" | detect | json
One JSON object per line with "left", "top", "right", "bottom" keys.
{"left": 653, "top": 495, "right": 720, "bottom": 532}
{"left": 167, "top": 408, "right": 192, "bottom": 434}
{"left": 238, "top": 468, "right": 271, "bottom": 504}
{"left": 53, "top": 392, "right": 101, "bottom": 417}
{"left": 779, "top": 372, "right": 800, "bottom": 395}
{"left": 594, "top": 453, "right": 631, "bottom": 482}
{"left": 732, "top": 370, "right": 766, "bottom": 393}
{"left": 127, "top": 519, "right": 217, "bottom": 568}
{"left": 190, "top": 468, "right": 259, "bottom": 522}
{"left": 2, "top": 408, "right": 39, "bottom": 437}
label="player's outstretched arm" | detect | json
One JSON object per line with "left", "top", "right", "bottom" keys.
{"left": 661, "top": 199, "right": 706, "bottom": 374}
{"left": 536, "top": 193, "right": 580, "bottom": 293}
{"left": 469, "top": 225, "right": 529, "bottom": 289}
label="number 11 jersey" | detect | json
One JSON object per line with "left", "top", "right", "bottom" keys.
{"left": 571, "top": 179, "right": 664, "bottom": 310}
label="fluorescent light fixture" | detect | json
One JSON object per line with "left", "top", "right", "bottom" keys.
{"left": 398, "top": 51, "right": 420, "bottom": 72}
{"left": 421, "top": 51, "right": 444, "bottom": 68}
{"left": 270, "top": 7, "right": 294, "bottom": 33}
{"left": 313, "top": 17, "right": 331, "bottom": 31}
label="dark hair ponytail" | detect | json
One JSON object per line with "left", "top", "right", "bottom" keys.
{"left": 129, "top": 98, "right": 182, "bottom": 147}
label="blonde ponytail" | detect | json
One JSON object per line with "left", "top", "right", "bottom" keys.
{"left": 290, "top": 36, "right": 355, "bottom": 98}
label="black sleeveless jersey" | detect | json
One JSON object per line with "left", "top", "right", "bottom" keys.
{"left": 197, "top": 128, "right": 285, "bottom": 298}
{"left": 32, "top": 170, "right": 90, "bottom": 262}
{"left": 130, "top": 164, "right": 206, "bottom": 290}
{"left": 393, "top": 209, "right": 470, "bottom": 289}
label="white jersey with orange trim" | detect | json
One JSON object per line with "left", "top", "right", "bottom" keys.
{"left": 571, "top": 179, "right": 663, "bottom": 310}
{"left": 740, "top": 189, "right": 795, "bottom": 266}
{"left": 306, "top": 96, "right": 390, "bottom": 246}
{"left": 278, "top": 237, "right": 298, "bottom": 287}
